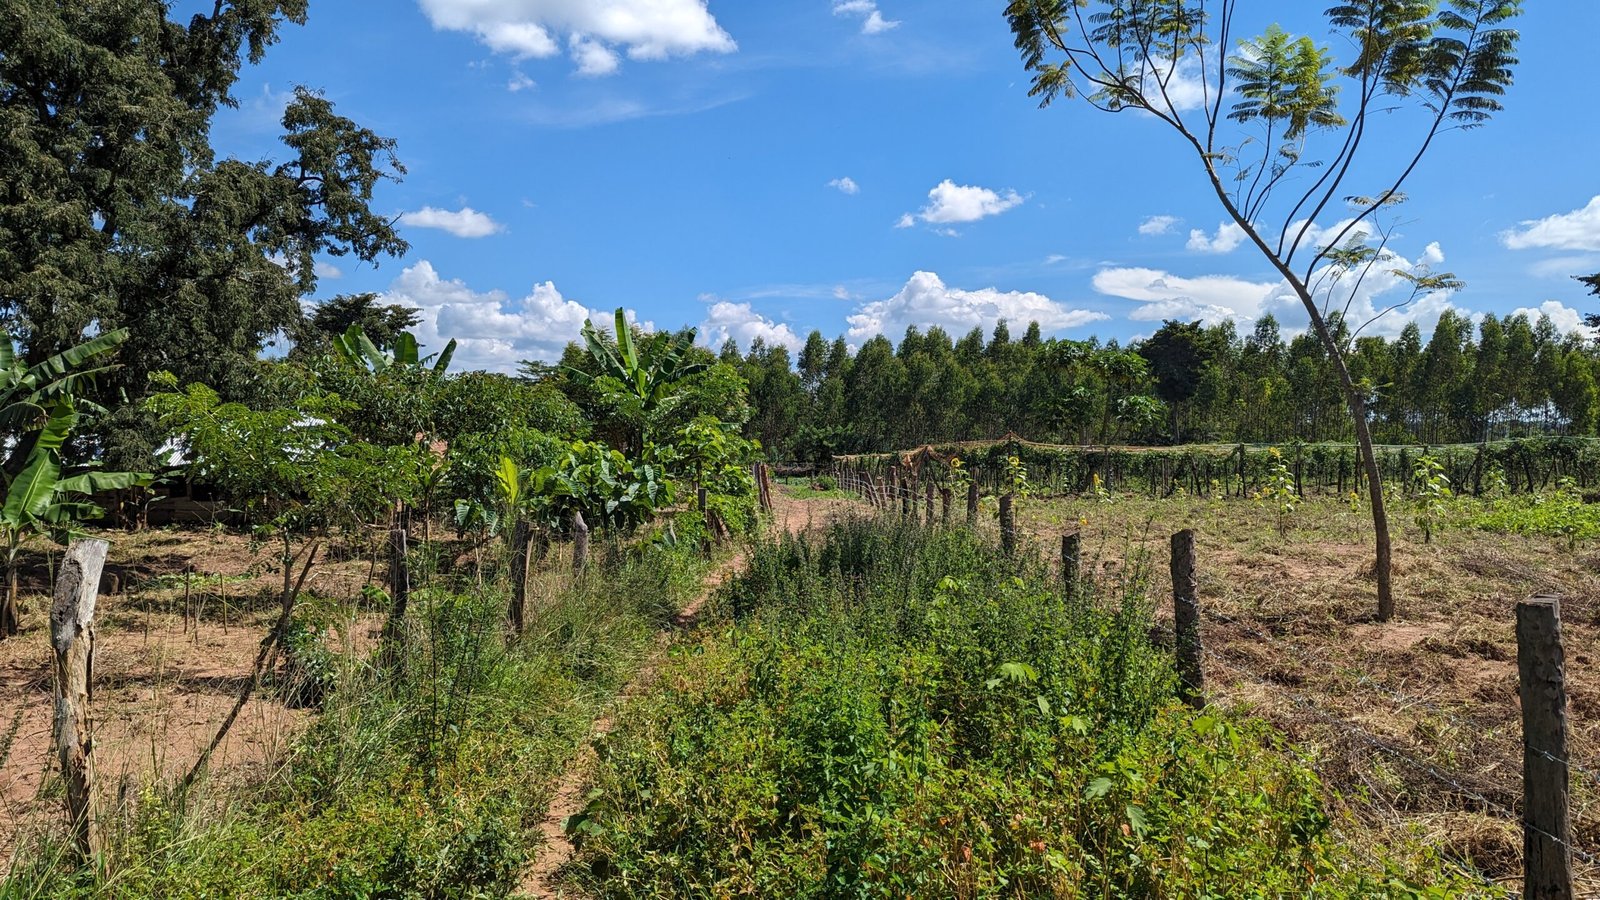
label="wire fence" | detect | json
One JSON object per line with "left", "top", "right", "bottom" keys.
{"left": 823, "top": 471, "right": 1600, "bottom": 892}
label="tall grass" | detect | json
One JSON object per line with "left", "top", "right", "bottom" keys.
{"left": 567, "top": 518, "right": 1499, "bottom": 898}
{"left": 2, "top": 518, "right": 710, "bottom": 899}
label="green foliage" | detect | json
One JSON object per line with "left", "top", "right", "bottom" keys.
{"left": 568, "top": 521, "right": 1488, "bottom": 897}
{"left": 0, "top": 5, "right": 409, "bottom": 467}
{"left": 1471, "top": 481, "right": 1600, "bottom": 547}
{"left": 146, "top": 378, "right": 422, "bottom": 535}
{"left": 1254, "top": 447, "right": 1300, "bottom": 532}
{"left": 6, "top": 519, "right": 712, "bottom": 898}
{"left": 529, "top": 441, "right": 675, "bottom": 532}
{"left": 562, "top": 308, "right": 710, "bottom": 448}
{"left": 1413, "top": 453, "right": 1454, "bottom": 544}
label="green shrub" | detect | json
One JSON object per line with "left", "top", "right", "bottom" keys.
{"left": 569, "top": 521, "right": 1498, "bottom": 898}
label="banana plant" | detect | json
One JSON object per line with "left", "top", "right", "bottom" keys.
{"left": 333, "top": 324, "right": 456, "bottom": 377}
{"left": 565, "top": 308, "right": 708, "bottom": 447}
{"left": 1, "top": 399, "right": 150, "bottom": 637}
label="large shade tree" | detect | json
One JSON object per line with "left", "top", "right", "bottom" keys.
{"left": 1002, "top": 0, "right": 1522, "bottom": 620}
{"left": 0, "top": 1, "right": 408, "bottom": 469}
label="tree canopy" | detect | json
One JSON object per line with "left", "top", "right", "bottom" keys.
{"left": 0, "top": 1, "right": 407, "bottom": 468}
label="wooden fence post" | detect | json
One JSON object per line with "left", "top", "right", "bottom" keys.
{"left": 940, "top": 488, "right": 952, "bottom": 526}
{"left": 1171, "top": 529, "right": 1203, "bottom": 709}
{"left": 572, "top": 510, "right": 590, "bottom": 574}
{"left": 507, "top": 520, "right": 533, "bottom": 635}
{"left": 1518, "top": 595, "right": 1574, "bottom": 900}
{"left": 1062, "top": 532, "right": 1081, "bottom": 602}
{"left": 381, "top": 528, "right": 410, "bottom": 667}
{"left": 966, "top": 481, "right": 979, "bottom": 527}
{"left": 999, "top": 493, "right": 1016, "bottom": 558}
{"left": 924, "top": 482, "right": 935, "bottom": 528}
{"left": 52, "top": 538, "right": 109, "bottom": 863}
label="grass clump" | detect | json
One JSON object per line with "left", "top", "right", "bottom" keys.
{"left": 3, "top": 523, "right": 710, "bottom": 899}
{"left": 567, "top": 519, "right": 1499, "bottom": 898}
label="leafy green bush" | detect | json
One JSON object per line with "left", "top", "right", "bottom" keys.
{"left": 569, "top": 521, "right": 1496, "bottom": 898}
{"left": 1471, "top": 482, "right": 1600, "bottom": 546}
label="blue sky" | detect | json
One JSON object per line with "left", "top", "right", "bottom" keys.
{"left": 213, "top": 0, "right": 1600, "bottom": 371}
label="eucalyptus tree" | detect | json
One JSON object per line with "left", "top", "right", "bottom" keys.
{"left": 1003, "top": 0, "right": 1523, "bottom": 619}
{"left": 0, "top": 2, "right": 408, "bottom": 469}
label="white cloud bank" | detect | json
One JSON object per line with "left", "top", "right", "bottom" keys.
{"left": 1094, "top": 240, "right": 1467, "bottom": 338}
{"left": 1502, "top": 195, "right": 1600, "bottom": 252}
{"left": 400, "top": 206, "right": 505, "bottom": 239}
{"left": 828, "top": 176, "right": 860, "bottom": 195}
{"left": 698, "top": 301, "right": 804, "bottom": 353}
{"left": 378, "top": 261, "right": 620, "bottom": 371}
{"left": 1513, "top": 300, "right": 1595, "bottom": 337}
{"left": 417, "top": 0, "right": 735, "bottom": 75}
{"left": 896, "top": 180, "right": 1024, "bottom": 231}
{"left": 831, "top": 0, "right": 899, "bottom": 34}
{"left": 846, "top": 271, "right": 1106, "bottom": 342}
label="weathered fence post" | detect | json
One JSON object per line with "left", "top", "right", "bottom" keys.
{"left": 507, "top": 520, "right": 533, "bottom": 635}
{"left": 899, "top": 471, "right": 911, "bottom": 520}
{"left": 1171, "top": 529, "right": 1204, "bottom": 709}
{"left": 52, "top": 538, "right": 109, "bottom": 863}
{"left": 1062, "top": 531, "right": 1081, "bottom": 602}
{"left": 966, "top": 481, "right": 979, "bottom": 526}
{"left": 572, "top": 510, "right": 590, "bottom": 574}
{"left": 999, "top": 493, "right": 1016, "bottom": 558}
{"left": 1518, "top": 595, "right": 1574, "bottom": 900}
{"left": 924, "top": 482, "right": 934, "bottom": 528}
{"left": 940, "top": 487, "right": 952, "bottom": 526}
{"left": 381, "top": 528, "right": 410, "bottom": 667}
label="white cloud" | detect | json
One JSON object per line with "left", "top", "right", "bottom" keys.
{"left": 698, "top": 301, "right": 803, "bottom": 353}
{"left": 1044, "top": 254, "right": 1069, "bottom": 265}
{"left": 417, "top": 0, "right": 736, "bottom": 75}
{"left": 1502, "top": 196, "right": 1600, "bottom": 252}
{"left": 315, "top": 260, "right": 343, "bottom": 280}
{"left": 1186, "top": 222, "right": 1247, "bottom": 254}
{"left": 828, "top": 176, "right": 860, "bottom": 195}
{"left": 1513, "top": 301, "right": 1595, "bottom": 337}
{"left": 1093, "top": 267, "right": 1278, "bottom": 325}
{"left": 832, "top": 0, "right": 900, "bottom": 34}
{"left": 845, "top": 271, "right": 1106, "bottom": 342}
{"left": 897, "top": 180, "right": 1024, "bottom": 230}
{"left": 507, "top": 70, "right": 537, "bottom": 92}
{"left": 1138, "top": 215, "right": 1180, "bottom": 236}
{"left": 569, "top": 34, "right": 620, "bottom": 76}
{"left": 400, "top": 206, "right": 505, "bottom": 239}
{"left": 378, "top": 261, "right": 625, "bottom": 371}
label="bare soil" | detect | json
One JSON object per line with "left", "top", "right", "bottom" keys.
{"left": 0, "top": 526, "right": 388, "bottom": 867}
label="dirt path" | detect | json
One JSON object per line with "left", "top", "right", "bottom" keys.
{"left": 520, "top": 490, "right": 858, "bottom": 898}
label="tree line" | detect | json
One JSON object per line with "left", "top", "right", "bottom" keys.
{"left": 714, "top": 289, "right": 1600, "bottom": 463}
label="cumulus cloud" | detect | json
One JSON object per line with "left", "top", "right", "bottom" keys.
{"left": 400, "top": 206, "right": 505, "bottom": 239}
{"left": 1186, "top": 222, "right": 1247, "bottom": 254}
{"left": 1138, "top": 215, "right": 1180, "bottom": 236}
{"left": 845, "top": 271, "right": 1106, "bottom": 342}
{"left": 569, "top": 35, "right": 620, "bottom": 76}
{"left": 698, "top": 301, "right": 804, "bottom": 353}
{"left": 897, "top": 180, "right": 1024, "bottom": 231}
{"left": 417, "top": 0, "right": 736, "bottom": 75}
{"left": 1513, "top": 301, "right": 1595, "bottom": 337}
{"left": 1092, "top": 267, "right": 1278, "bottom": 326}
{"left": 1096, "top": 239, "right": 1467, "bottom": 337}
{"left": 1502, "top": 196, "right": 1600, "bottom": 252}
{"left": 507, "top": 70, "right": 537, "bottom": 92}
{"left": 832, "top": 0, "right": 900, "bottom": 34}
{"left": 828, "top": 176, "right": 860, "bottom": 195}
{"left": 379, "top": 261, "right": 623, "bottom": 371}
